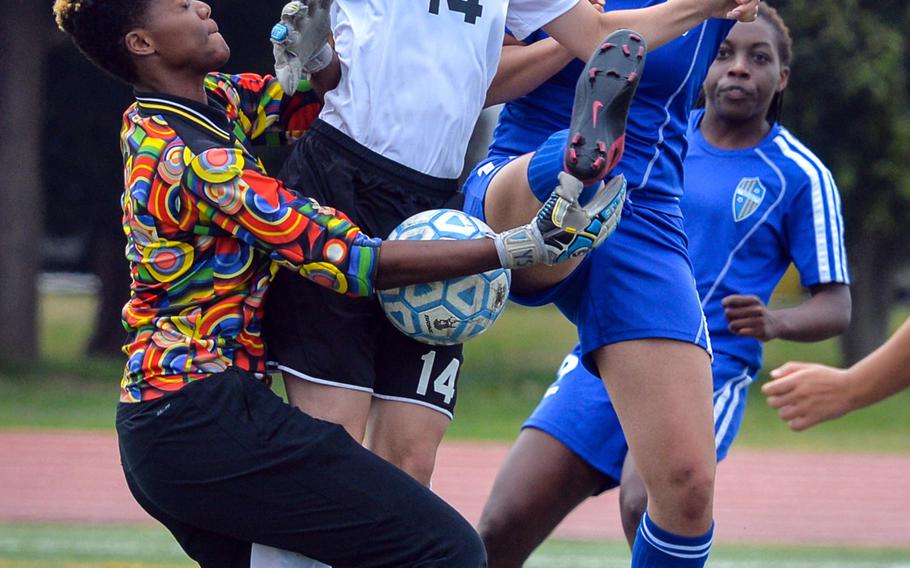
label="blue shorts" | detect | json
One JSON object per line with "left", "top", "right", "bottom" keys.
{"left": 524, "top": 347, "right": 757, "bottom": 491}
{"left": 463, "top": 155, "right": 515, "bottom": 222}
{"left": 463, "top": 156, "right": 710, "bottom": 368}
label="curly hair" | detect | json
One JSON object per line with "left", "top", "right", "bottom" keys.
{"left": 758, "top": 3, "right": 793, "bottom": 124}
{"left": 52, "top": 0, "right": 154, "bottom": 84}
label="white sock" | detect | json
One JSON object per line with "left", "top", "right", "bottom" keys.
{"left": 250, "top": 543, "right": 331, "bottom": 568}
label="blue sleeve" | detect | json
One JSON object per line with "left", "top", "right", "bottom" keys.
{"left": 784, "top": 157, "right": 850, "bottom": 288}
{"left": 508, "top": 28, "right": 549, "bottom": 43}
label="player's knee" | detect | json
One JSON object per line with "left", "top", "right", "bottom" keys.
{"left": 369, "top": 426, "right": 444, "bottom": 487}
{"left": 397, "top": 451, "right": 437, "bottom": 486}
{"left": 663, "top": 463, "right": 715, "bottom": 523}
{"left": 619, "top": 484, "right": 648, "bottom": 536}
{"left": 376, "top": 444, "right": 437, "bottom": 486}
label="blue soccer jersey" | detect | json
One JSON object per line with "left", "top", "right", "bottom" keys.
{"left": 522, "top": 115, "right": 851, "bottom": 480}
{"left": 488, "top": 2, "right": 735, "bottom": 215}
{"left": 684, "top": 109, "right": 850, "bottom": 369}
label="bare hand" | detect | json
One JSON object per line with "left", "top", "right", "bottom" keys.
{"left": 761, "top": 362, "right": 855, "bottom": 431}
{"left": 722, "top": 294, "right": 780, "bottom": 341}
{"left": 711, "top": 0, "right": 760, "bottom": 22}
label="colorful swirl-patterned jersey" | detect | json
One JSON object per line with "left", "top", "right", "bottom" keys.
{"left": 119, "top": 73, "right": 381, "bottom": 402}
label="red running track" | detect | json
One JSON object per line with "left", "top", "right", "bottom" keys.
{"left": 1, "top": 431, "right": 908, "bottom": 548}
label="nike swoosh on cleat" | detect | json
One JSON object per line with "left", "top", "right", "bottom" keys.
{"left": 592, "top": 100, "right": 604, "bottom": 128}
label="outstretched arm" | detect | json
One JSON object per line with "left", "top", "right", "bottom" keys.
{"left": 379, "top": 172, "right": 628, "bottom": 288}
{"left": 485, "top": 0, "right": 607, "bottom": 107}
{"left": 376, "top": 239, "right": 499, "bottom": 290}
{"left": 762, "top": 317, "right": 910, "bottom": 431}
{"left": 184, "top": 148, "right": 625, "bottom": 294}
{"left": 185, "top": 150, "right": 500, "bottom": 293}
{"left": 485, "top": 35, "right": 574, "bottom": 107}
{"left": 543, "top": 0, "right": 758, "bottom": 61}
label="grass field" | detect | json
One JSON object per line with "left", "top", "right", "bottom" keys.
{"left": 2, "top": 292, "right": 908, "bottom": 452}
{"left": 0, "top": 523, "right": 908, "bottom": 567}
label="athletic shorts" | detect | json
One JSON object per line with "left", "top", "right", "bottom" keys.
{"left": 116, "top": 368, "right": 485, "bottom": 567}
{"left": 464, "top": 154, "right": 710, "bottom": 369}
{"left": 524, "top": 348, "right": 757, "bottom": 492}
{"left": 462, "top": 155, "right": 515, "bottom": 222}
{"left": 264, "top": 120, "right": 465, "bottom": 418}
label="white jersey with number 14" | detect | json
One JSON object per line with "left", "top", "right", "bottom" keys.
{"left": 320, "top": 0, "right": 579, "bottom": 179}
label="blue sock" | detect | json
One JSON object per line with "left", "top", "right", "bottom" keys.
{"left": 632, "top": 511, "right": 714, "bottom": 568}
{"left": 527, "top": 129, "right": 600, "bottom": 205}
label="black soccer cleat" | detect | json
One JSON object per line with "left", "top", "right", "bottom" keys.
{"left": 564, "top": 29, "right": 647, "bottom": 185}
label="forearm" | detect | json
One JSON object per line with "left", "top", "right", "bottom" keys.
{"left": 363, "top": 169, "right": 627, "bottom": 291}
{"left": 544, "top": 0, "right": 712, "bottom": 61}
{"left": 307, "top": 53, "right": 341, "bottom": 98}
{"left": 485, "top": 39, "right": 575, "bottom": 107}
{"left": 374, "top": 239, "right": 501, "bottom": 290}
{"left": 844, "top": 318, "right": 910, "bottom": 411}
{"left": 376, "top": 171, "right": 626, "bottom": 288}
{"left": 604, "top": 0, "right": 713, "bottom": 50}
{"left": 771, "top": 285, "right": 851, "bottom": 342}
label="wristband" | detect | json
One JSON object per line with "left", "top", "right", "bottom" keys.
{"left": 303, "top": 43, "right": 334, "bottom": 74}
{"left": 491, "top": 225, "right": 544, "bottom": 269}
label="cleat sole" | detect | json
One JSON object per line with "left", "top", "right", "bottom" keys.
{"left": 564, "top": 29, "right": 648, "bottom": 184}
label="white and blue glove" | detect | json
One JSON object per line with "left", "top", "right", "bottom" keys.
{"left": 493, "top": 172, "right": 626, "bottom": 268}
{"left": 270, "top": 0, "right": 334, "bottom": 94}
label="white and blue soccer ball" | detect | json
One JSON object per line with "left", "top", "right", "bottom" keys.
{"left": 378, "top": 209, "right": 511, "bottom": 346}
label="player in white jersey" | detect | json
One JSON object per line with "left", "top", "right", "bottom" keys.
{"left": 263, "top": 0, "right": 762, "bottom": 495}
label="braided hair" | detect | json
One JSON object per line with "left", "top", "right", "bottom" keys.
{"left": 695, "top": 3, "right": 794, "bottom": 124}
{"left": 757, "top": 3, "right": 793, "bottom": 124}
{"left": 53, "top": 0, "right": 154, "bottom": 83}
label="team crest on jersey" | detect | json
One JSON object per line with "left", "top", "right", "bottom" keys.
{"left": 732, "top": 177, "right": 766, "bottom": 222}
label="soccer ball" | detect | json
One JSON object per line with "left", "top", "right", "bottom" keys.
{"left": 378, "top": 209, "right": 511, "bottom": 346}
